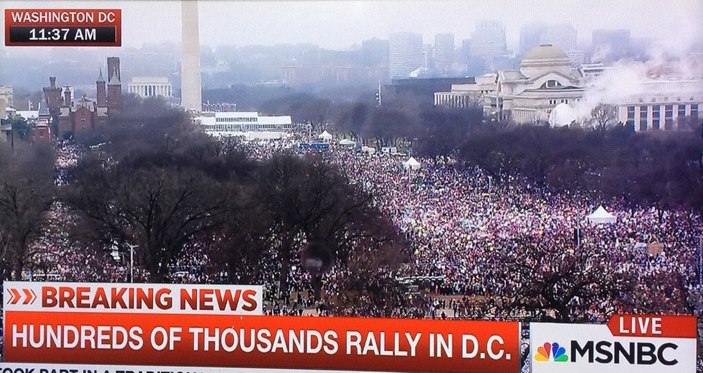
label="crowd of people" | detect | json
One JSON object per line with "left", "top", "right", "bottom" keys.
{"left": 192, "top": 136, "right": 700, "bottom": 322}
{"left": 331, "top": 147, "right": 701, "bottom": 321}
{"left": 1, "top": 134, "right": 702, "bottom": 368}
{"left": 193, "top": 135, "right": 703, "bottom": 323}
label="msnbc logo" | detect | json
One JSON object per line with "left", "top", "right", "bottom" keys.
{"left": 535, "top": 342, "right": 568, "bottom": 362}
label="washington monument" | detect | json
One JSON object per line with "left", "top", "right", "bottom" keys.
{"left": 181, "top": 0, "right": 202, "bottom": 112}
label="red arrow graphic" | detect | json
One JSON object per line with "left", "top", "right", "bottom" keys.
{"left": 22, "top": 288, "right": 34, "bottom": 304}
{"left": 12, "top": 288, "right": 19, "bottom": 304}
{"left": 9, "top": 288, "right": 21, "bottom": 304}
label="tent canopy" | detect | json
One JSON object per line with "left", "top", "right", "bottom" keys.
{"left": 339, "top": 139, "right": 355, "bottom": 145}
{"left": 402, "top": 157, "right": 421, "bottom": 170}
{"left": 588, "top": 206, "right": 616, "bottom": 225}
{"left": 318, "top": 131, "right": 333, "bottom": 140}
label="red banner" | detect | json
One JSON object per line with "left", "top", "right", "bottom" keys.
{"left": 606, "top": 314, "right": 697, "bottom": 338}
{"left": 3, "top": 282, "right": 263, "bottom": 315}
{"left": 4, "top": 311, "right": 520, "bottom": 373}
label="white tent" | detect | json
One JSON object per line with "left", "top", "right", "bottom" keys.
{"left": 318, "top": 131, "right": 333, "bottom": 141}
{"left": 588, "top": 206, "right": 617, "bottom": 225}
{"left": 339, "top": 139, "right": 356, "bottom": 146}
{"left": 402, "top": 157, "right": 421, "bottom": 170}
{"left": 361, "top": 146, "right": 376, "bottom": 155}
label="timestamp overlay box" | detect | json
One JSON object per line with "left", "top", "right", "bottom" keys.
{"left": 4, "top": 9, "right": 121, "bottom": 46}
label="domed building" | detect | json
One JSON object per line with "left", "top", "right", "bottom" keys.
{"left": 519, "top": 44, "right": 574, "bottom": 77}
{"left": 435, "top": 45, "right": 702, "bottom": 130}
{"left": 435, "top": 45, "right": 586, "bottom": 124}
{"left": 487, "top": 44, "right": 585, "bottom": 123}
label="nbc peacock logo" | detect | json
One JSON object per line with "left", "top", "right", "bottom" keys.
{"left": 535, "top": 342, "right": 569, "bottom": 362}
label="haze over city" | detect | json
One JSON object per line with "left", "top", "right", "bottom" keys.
{"left": 1, "top": 0, "right": 702, "bottom": 51}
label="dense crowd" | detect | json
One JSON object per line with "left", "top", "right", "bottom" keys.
{"left": 2, "top": 135, "right": 702, "bottom": 367}
{"left": 328, "top": 149, "right": 701, "bottom": 320}
{"left": 224, "top": 136, "right": 702, "bottom": 322}
{"left": 11, "top": 137, "right": 703, "bottom": 318}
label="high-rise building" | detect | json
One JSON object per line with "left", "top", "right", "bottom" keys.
{"left": 540, "top": 24, "right": 577, "bottom": 51}
{"left": 460, "top": 38, "right": 484, "bottom": 75}
{"left": 460, "top": 39, "right": 472, "bottom": 64}
{"left": 361, "top": 38, "right": 389, "bottom": 67}
{"left": 629, "top": 37, "right": 654, "bottom": 61}
{"left": 592, "top": 29, "right": 631, "bottom": 63}
{"left": 388, "top": 32, "right": 423, "bottom": 79}
{"left": 433, "top": 33, "right": 454, "bottom": 76}
{"left": 519, "top": 22, "right": 546, "bottom": 55}
{"left": 470, "top": 21, "right": 507, "bottom": 59}
{"left": 181, "top": 0, "right": 202, "bottom": 112}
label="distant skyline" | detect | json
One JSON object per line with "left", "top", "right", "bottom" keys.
{"left": 1, "top": 0, "right": 702, "bottom": 54}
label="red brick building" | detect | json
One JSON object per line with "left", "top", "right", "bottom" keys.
{"left": 43, "top": 57, "right": 122, "bottom": 139}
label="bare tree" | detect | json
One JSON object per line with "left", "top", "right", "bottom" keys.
{"left": 65, "top": 158, "right": 230, "bottom": 281}
{"left": 254, "top": 153, "right": 406, "bottom": 301}
{"left": 589, "top": 104, "right": 618, "bottom": 133}
{"left": 0, "top": 141, "right": 56, "bottom": 279}
{"left": 486, "top": 235, "right": 633, "bottom": 322}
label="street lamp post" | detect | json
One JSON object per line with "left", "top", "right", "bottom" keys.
{"left": 125, "top": 243, "right": 138, "bottom": 283}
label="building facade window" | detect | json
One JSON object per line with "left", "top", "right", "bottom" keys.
{"left": 639, "top": 106, "right": 648, "bottom": 131}
{"left": 652, "top": 105, "right": 660, "bottom": 129}
{"left": 692, "top": 104, "right": 699, "bottom": 119}
{"left": 665, "top": 105, "right": 673, "bottom": 130}
{"left": 542, "top": 80, "right": 562, "bottom": 88}
{"left": 626, "top": 106, "right": 635, "bottom": 126}
{"left": 678, "top": 104, "right": 686, "bottom": 119}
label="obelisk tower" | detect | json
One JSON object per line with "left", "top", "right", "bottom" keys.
{"left": 181, "top": 0, "right": 202, "bottom": 112}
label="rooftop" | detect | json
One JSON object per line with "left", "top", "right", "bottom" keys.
{"left": 522, "top": 44, "right": 569, "bottom": 61}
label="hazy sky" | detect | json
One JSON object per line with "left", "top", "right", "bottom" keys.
{"left": 2, "top": 0, "right": 702, "bottom": 52}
